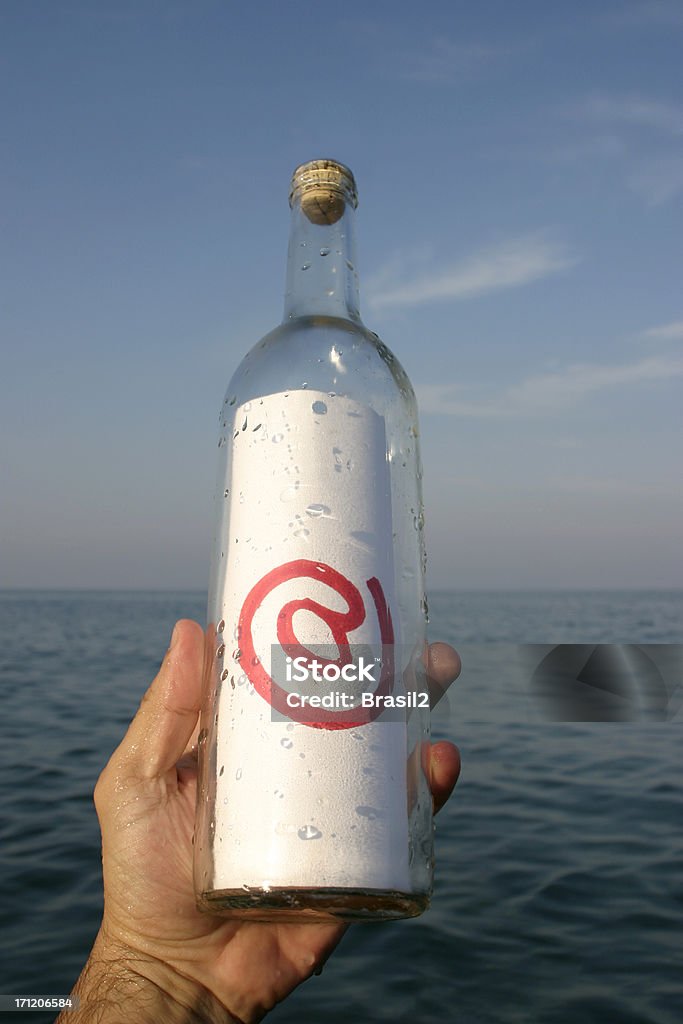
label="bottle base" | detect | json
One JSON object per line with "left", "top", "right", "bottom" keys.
{"left": 197, "top": 886, "right": 430, "bottom": 922}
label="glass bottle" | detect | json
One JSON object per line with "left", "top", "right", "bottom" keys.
{"left": 194, "top": 159, "right": 432, "bottom": 921}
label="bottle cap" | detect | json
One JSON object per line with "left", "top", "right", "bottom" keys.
{"left": 289, "top": 158, "right": 358, "bottom": 225}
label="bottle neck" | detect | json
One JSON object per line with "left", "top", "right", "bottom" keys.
{"left": 283, "top": 195, "right": 361, "bottom": 323}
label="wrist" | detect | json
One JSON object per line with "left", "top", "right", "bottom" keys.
{"left": 59, "top": 928, "right": 233, "bottom": 1024}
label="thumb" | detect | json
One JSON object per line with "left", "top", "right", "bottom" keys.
{"left": 107, "top": 619, "right": 206, "bottom": 784}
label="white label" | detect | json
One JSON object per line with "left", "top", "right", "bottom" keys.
{"left": 212, "top": 390, "right": 411, "bottom": 891}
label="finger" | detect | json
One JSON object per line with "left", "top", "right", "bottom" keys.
{"left": 429, "top": 740, "right": 461, "bottom": 814}
{"left": 110, "top": 619, "right": 205, "bottom": 782}
{"left": 427, "top": 642, "right": 461, "bottom": 708}
{"left": 182, "top": 621, "right": 219, "bottom": 760}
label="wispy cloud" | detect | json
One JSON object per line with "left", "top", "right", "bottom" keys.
{"left": 600, "top": 0, "right": 683, "bottom": 30}
{"left": 560, "top": 94, "right": 683, "bottom": 204}
{"left": 367, "top": 234, "right": 576, "bottom": 311}
{"left": 628, "top": 156, "right": 683, "bottom": 204}
{"left": 642, "top": 319, "right": 683, "bottom": 341}
{"left": 417, "top": 353, "right": 683, "bottom": 417}
{"left": 578, "top": 95, "right": 683, "bottom": 136}
{"left": 550, "top": 134, "right": 626, "bottom": 164}
{"left": 399, "top": 36, "right": 510, "bottom": 83}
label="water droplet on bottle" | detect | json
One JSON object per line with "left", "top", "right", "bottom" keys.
{"left": 345, "top": 259, "right": 354, "bottom": 271}
{"left": 220, "top": 668, "right": 229, "bottom": 681}
{"left": 216, "top": 643, "right": 225, "bottom": 658}
{"left": 301, "top": 262, "right": 311, "bottom": 271}
{"left": 312, "top": 400, "right": 327, "bottom": 415}
{"left": 272, "top": 433, "right": 284, "bottom": 443}
{"left": 274, "top": 788, "right": 284, "bottom": 799}
{"left": 219, "top": 765, "right": 224, "bottom": 776}
{"left": 242, "top": 417, "right": 248, "bottom": 431}
{"left": 356, "top": 805, "right": 382, "bottom": 821}
{"left": 228, "top": 395, "right": 236, "bottom": 406}
{"left": 319, "top": 247, "right": 330, "bottom": 257}
{"left": 251, "top": 656, "right": 260, "bottom": 666}
{"left": 293, "top": 527, "right": 310, "bottom": 539}
{"left": 224, "top": 488, "right": 229, "bottom": 498}
{"left": 217, "top": 618, "right": 225, "bottom": 633}
{"left": 233, "top": 648, "right": 242, "bottom": 661}
{"left": 235, "top": 768, "right": 242, "bottom": 780}
{"left": 280, "top": 737, "right": 293, "bottom": 749}
{"left": 298, "top": 824, "right": 322, "bottom": 840}
{"left": 252, "top": 423, "right": 262, "bottom": 432}
{"left": 305, "top": 503, "right": 330, "bottom": 518}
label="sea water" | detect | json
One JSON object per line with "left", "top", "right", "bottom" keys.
{"left": 0, "top": 589, "right": 681, "bottom": 1024}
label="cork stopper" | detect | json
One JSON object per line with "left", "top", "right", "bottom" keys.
{"left": 289, "top": 158, "right": 358, "bottom": 225}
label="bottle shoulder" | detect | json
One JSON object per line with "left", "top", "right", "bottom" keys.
{"left": 224, "top": 316, "right": 415, "bottom": 413}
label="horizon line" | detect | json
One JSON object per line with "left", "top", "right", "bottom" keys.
{"left": 1, "top": 586, "right": 681, "bottom": 595}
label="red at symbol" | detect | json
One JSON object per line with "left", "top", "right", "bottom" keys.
{"left": 238, "top": 559, "right": 394, "bottom": 729}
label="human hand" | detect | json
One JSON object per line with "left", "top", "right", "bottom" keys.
{"left": 62, "top": 621, "right": 461, "bottom": 1024}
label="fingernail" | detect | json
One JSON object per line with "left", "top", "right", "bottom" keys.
{"left": 170, "top": 621, "right": 181, "bottom": 648}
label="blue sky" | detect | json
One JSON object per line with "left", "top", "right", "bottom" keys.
{"left": 1, "top": 0, "right": 681, "bottom": 589}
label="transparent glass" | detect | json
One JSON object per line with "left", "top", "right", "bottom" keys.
{"left": 194, "top": 162, "right": 432, "bottom": 921}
